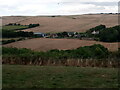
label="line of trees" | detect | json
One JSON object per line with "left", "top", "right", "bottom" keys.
{"left": 28, "top": 24, "right": 40, "bottom": 28}
{"left": 2, "top": 38, "right": 26, "bottom": 45}
{"left": 2, "top": 30, "right": 34, "bottom": 38}
{"left": 2, "top": 39, "right": 16, "bottom": 44}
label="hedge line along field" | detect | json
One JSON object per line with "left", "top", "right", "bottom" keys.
{"left": 3, "top": 65, "right": 118, "bottom": 88}
{"left": 3, "top": 38, "right": 118, "bottom": 52}
{"left": 2, "top": 44, "right": 119, "bottom": 67}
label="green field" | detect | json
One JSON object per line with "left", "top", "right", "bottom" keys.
{"left": 1, "top": 38, "right": 20, "bottom": 41}
{"left": 2, "top": 25, "right": 28, "bottom": 30}
{"left": 3, "top": 65, "right": 118, "bottom": 88}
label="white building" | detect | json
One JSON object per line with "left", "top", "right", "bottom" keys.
{"left": 92, "top": 31, "right": 99, "bottom": 35}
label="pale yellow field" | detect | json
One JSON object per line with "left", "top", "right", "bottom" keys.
{"left": 3, "top": 38, "right": 118, "bottom": 52}
{"left": 2, "top": 14, "right": 118, "bottom": 33}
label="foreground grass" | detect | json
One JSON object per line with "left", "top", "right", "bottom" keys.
{"left": 3, "top": 65, "right": 118, "bottom": 88}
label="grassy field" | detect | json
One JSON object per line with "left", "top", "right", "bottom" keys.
{"left": 2, "top": 25, "right": 28, "bottom": 30}
{"left": 3, "top": 65, "right": 118, "bottom": 88}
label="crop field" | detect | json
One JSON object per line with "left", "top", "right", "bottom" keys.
{"left": 2, "top": 14, "right": 118, "bottom": 33}
{"left": 2, "top": 65, "right": 118, "bottom": 88}
{"left": 3, "top": 38, "right": 118, "bottom": 52}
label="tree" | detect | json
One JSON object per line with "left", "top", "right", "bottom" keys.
{"left": 99, "top": 28, "right": 119, "bottom": 42}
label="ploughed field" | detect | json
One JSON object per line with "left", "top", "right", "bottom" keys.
{"left": 2, "top": 14, "right": 118, "bottom": 33}
{"left": 3, "top": 65, "right": 118, "bottom": 88}
{"left": 3, "top": 38, "right": 118, "bottom": 52}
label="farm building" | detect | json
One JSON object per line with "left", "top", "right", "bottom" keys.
{"left": 92, "top": 31, "right": 99, "bottom": 35}
{"left": 67, "top": 32, "right": 77, "bottom": 37}
{"left": 34, "top": 32, "right": 47, "bottom": 37}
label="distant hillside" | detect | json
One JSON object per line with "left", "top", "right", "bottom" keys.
{"left": 2, "top": 14, "right": 118, "bottom": 33}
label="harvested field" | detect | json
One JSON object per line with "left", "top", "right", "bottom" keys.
{"left": 2, "top": 14, "right": 118, "bottom": 33}
{"left": 3, "top": 38, "right": 118, "bottom": 52}
{"left": 2, "top": 16, "right": 31, "bottom": 25}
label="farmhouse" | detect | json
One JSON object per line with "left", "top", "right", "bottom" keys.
{"left": 67, "top": 32, "right": 77, "bottom": 37}
{"left": 92, "top": 31, "right": 99, "bottom": 35}
{"left": 50, "top": 34, "right": 58, "bottom": 38}
{"left": 34, "top": 32, "right": 47, "bottom": 37}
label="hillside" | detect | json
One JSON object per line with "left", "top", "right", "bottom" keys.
{"left": 2, "top": 14, "right": 118, "bottom": 33}
{"left": 3, "top": 38, "right": 118, "bottom": 52}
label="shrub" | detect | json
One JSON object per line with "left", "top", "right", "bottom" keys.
{"left": 2, "top": 44, "right": 110, "bottom": 60}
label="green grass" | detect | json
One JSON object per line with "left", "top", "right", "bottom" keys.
{"left": 1, "top": 37, "right": 26, "bottom": 41}
{"left": 2, "top": 25, "right": 28, "bottom": 30}
{"left": 3, "top": 65, "right": 118, "bottom": 88}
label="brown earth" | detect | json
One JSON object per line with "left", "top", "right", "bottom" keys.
{"left": 3, "top": 38, "right": 118, "bottom": 52}
{"left": 2, "top": 14, "right": 118, "bottom": 33}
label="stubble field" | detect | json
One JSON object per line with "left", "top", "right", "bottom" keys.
{"left": 2, "top": 14, "right": 118, "bottom": 33}
{"left": 3, "top": 38, "right": 118, "bottom": 52}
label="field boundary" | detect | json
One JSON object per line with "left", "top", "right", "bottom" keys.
{"left": 2, "top": 58, "right": 119, "bottom": 68}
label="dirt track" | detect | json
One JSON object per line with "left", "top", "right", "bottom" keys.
{"left": 3, "top": 38, "right": 118, "bottom": 52}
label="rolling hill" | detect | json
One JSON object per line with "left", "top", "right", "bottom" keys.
{"left": 2, "top": 14, "right": 118, "bottom": 33}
